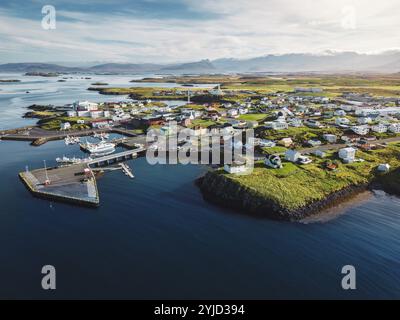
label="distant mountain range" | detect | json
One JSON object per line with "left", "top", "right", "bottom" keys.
{"left": 2, "top": 52, "right": 400, "bottom": 74}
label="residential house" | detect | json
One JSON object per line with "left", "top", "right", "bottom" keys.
{"left": 265, "top": 121, "right": 289, "bottom": 130}
{"left": 338, "top": 147, "right": 356, "bottom": 163}
{"left": 357, "top": 117, "right": 373, "bottom": 125}
{"left": 285, "top": 149, "right": 301, "bottom": 163}
{"left": 323, "top": 134, "right": 337, "bottom": 143}
{"left": 334, "top": 109, "right": 347, "bottom": 116}
{"left": 66, "top": 110, "right": 77, "bottom": 117}
{"left": 307, "top": 139, "right": 322, "bottom": 147}
{"left": 227, "top": 108, "right": 239, "bottom": 118}
{"left": 371, "top": 123, "right": 388, "bottom": 133}
{"left": 304, "top": 119, "right": 323, "bottom": 128}
{"left": 377, "top": 163, "right": 390, "bottom": 173}
{"left": 91, "top": 119, "right": 111, "bottom": 129}
{"left": 351, "top": 125, "right": 370, "bottom": 136}
{"left": 288, "top": 118, "right": 303, "bottom": 127}
{"left": 314, "top": 150, "right": 326, "bottom": 158}
{"left": 279, "top": 138, "right": 293, "bottom": 147}
{"left": 335, "top": 117, "right": 350, "bottom": 126}
{"left": 389, "top": 123, "right": 400, "bottom": 133}
{"left": 259, "top": 140, "right": 276, "bottom": 148}
{"left": 224, "top": 162, "right": 248, "bottom": 174}
{"left": 73, "top": 100, "right": 98, "bottom": 112}
{"left": 60, "top": 122, "right": 71, "bottom": 130}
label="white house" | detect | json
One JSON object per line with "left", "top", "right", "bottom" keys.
{"left": 285, "top": 149, "right": 301, "bottom": 163}
{"left": 224, "top": 162, "right": 248, "bottom": 174}
{"left": 371, "top": 123, "right": 388, "bottom": 133}
{"left": 314, "top": 150, "right": 326, "bottom": 158}
{"left": 335, "top": 117, "right": 350, "bottom": 126}
{"left": 334, "top": 109, "right": 346, "bottom": 116}
{"left": 227, "top": 109, "right": 239, "bottom": 118}
{"left": 355, "top": 109, "right": 380, "bottom": 117}
{"left": 279, "top": 137, "right": 293, "bottom": 147}
{"left": 357, "top": 117, "right": 373, "bottom": 125}
{"left": 304, "top": 119, "right": 323, "bottom": 128}
{"left": 288, "top": 118, "right": 303, "bottom": 127}
{"left": 265, "top": 121, "right": 289, "bottom": 130}
{"left": 66, "top": 110, "right": 77, "bottom": 117}
{"left": 259, "top": 140, "right": 276, "bottom": 148}
{"left": 323, "top": 134, "right": 337, "bottom": 143}
{"left": 308, "top": 139, "right": 322, "bottom": 147}
{"left": 338, "top": 147, "right": 356, "bottom": 163}
{"left": 389, "top": 123, "right": 400, "bottom": 133}
{"left": 351, "top": 125, "right": 370, "bottom": 136}
{"left": 377, "top": 163, "right": 390, "bottom": 173}
{"left": 91, "top": 120, "right": 110, "bottom": 128}
{"left": 90, "top": 110, "right": 104, "bottom": 119}
{"left": 238, "top": 107, "right": 249, "bottom": 115}
{"left": 60, "top": 122, "right": 71, "bottom": 130}
{"left": 73, "top": 100, "right": 98, "bottom": 112}
{"left": 77, "top": 110, "right": 90, "bottom": 117}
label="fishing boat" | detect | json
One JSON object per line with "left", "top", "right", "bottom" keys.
{"left": 64, "top": 136, "right": 80, "bottom": 145}
{"left": 93, "top": 132, "right": 110, "bottom": 140}
{"left": 56, "top": 155, "right": 93, "bottom": 165}
{"left": 81, "top": 139, "right": 115, "bottom": 156}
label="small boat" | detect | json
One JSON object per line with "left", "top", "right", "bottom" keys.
{"left": 81, "top": 139, "right": 115, "bottom": 156}
{"left": 93, "top": 132, "right": 110, "bottom": 140}
{"left": 56, "top": 155, "right": 93, "bottom": 165}
{"left": 64, "top": 136, "right": 80, "bottom": 145}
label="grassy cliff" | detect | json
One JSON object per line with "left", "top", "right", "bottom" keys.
{"left": 198, "top": 143, "right": 400, "bottom": 220}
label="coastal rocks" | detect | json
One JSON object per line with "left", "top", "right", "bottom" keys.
{"left": 197, "top": 171, "right": 369, "bottom": 221}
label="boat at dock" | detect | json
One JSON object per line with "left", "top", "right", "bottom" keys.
{"left": 65, "top": 136, "right": 80, "bottom": 145}
{"left": 93, "top": 132, "right": 110, "bottom": 140}
{"left": 80, "top": 139, "right": 116, "bottom": 156}
{"left": 56, "top": 155, "right": 93, "bottom": 166}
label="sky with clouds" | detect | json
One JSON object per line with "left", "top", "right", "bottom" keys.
{"left": 0, "top": 0, "right": 399, "bottom": 64}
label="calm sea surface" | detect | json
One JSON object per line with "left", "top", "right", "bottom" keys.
{"left": 0, "top": 74, "right": 399, "bottom": 299}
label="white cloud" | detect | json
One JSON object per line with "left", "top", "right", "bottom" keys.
{"left": 0, "top": 0, "right": 400, "bottom": 62}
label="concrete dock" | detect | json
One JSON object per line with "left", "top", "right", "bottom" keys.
{"left": 19, "top": 147, "right": 146, "bottom": 207}
{"left": 19, "top": 164, "right": 99, "bottom": 207}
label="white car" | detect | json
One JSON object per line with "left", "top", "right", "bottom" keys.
{"left": 298, "top": 156, "right": 312, "bottom": 165}
{"left": 259, "top": 140, "right": 276, "bottom": 148}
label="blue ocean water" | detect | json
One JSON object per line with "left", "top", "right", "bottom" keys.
{"left": 0, "top": 74, "right": 399, "bottom": 299}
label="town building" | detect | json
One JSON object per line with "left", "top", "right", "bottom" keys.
{"left": 338, "top": 147, "right": 356, "bottom": 163}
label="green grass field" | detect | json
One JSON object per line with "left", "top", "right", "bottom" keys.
{"left": 222, "top": 143, "right": 400, "bottom": 210}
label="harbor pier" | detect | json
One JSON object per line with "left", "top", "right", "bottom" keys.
{"left": 19, "top": 147, "right": 146, "bottom": 207}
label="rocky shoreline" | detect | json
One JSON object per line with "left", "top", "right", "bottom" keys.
{"left": 196, "top": 171, "right": 372, "bottom": 221}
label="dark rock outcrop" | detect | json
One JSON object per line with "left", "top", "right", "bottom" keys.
{"left": 197, "top": 171, "right": 368, "bottom": 221}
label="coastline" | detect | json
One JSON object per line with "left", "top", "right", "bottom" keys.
{"left": 196, "top": 170, "right": 398, "bottom": 221}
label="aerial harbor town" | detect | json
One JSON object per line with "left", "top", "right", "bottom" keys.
{"left": 2, "top": 0, "right": 400, "bottom": 302}
{"left": 1, "top": 74, "right": 400, "bottom": 220}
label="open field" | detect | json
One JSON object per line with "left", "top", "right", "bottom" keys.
{"left": 125, "top": 74, "right": 400, "bottom": 97}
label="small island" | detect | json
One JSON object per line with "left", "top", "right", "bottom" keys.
{"left": 91, "top": 82, "right": 109, "bottom": 86}
{"left": 0, "top": 79, "right": 21, "bottom": 83}
{"left": 25, "top": 72, "right": 60, "bottom": 77}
